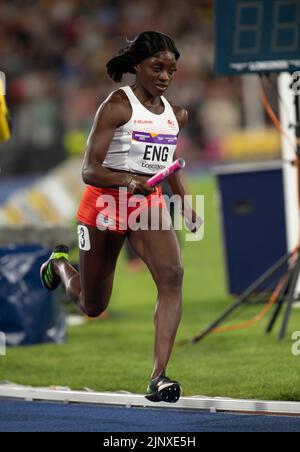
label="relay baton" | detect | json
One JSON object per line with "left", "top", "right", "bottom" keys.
{"left": 147, "top": 158, "right": 185, "bottom": 187}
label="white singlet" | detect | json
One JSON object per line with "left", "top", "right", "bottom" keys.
{"left": 88, "top": 85, "right": 180, "bottom": 175}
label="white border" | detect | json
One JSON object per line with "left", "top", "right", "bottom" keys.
{"left": 0, "top": 385, "right": 300, "bottom": 415}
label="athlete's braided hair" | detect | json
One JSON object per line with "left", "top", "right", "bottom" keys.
{"left": 106, "top": 31, "right": 180, "bottom": 83}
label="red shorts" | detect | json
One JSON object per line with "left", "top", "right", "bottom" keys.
{"left": 77, "top": 185, "right": 167, "bottom": 235}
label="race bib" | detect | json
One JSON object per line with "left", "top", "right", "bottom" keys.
{"left": 127, "top": 131, "right": 177, "bottom": 174}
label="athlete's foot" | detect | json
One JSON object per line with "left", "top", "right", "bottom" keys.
{"left": 40, "top": 245, "right": 69, "bottom": 291}
{"left": 145, "top": 375, "right": 182, "bottom": 403}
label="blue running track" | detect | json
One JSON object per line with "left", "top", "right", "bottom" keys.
{"left": 0, "top": 399, "right": 300, "bottom": 432}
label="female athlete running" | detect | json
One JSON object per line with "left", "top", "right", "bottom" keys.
{"left": 41, "top": 31, "right": 201, "bottom": 403}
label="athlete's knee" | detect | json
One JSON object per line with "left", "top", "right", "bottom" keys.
{"left": 80, "top": 292, "right": 111, "bottom": 318}
{"left": 85, "top": 305, "right": 106, "bottom": 318}
{"left": 156, "top": 263, "right": 184, "bottom": 288}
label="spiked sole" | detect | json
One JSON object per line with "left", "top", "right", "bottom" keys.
{"left": 145, "top": 382, "right": 182, "bottom": 403}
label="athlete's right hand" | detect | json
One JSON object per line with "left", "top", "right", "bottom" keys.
{"left": 126, "top": 174, "right": 156, "bottom": 196}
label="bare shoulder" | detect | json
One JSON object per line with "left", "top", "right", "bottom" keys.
{"left": 109, "top": 89, "right": 131, "bottom": 107}
{"left": 96, "top": 88, "right": 132, "bottom": 128}
{"left": 170, "top": 103, "right": 188, "bottom": 130}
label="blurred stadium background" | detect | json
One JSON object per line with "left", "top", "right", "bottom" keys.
{"left": 0, "top": 0, "right": 299, "bottom": 403}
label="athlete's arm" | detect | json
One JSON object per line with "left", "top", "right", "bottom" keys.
{"left": 82, "top": 91, "right": 154, "bottom": 195}
{"left": 167, "top": 106, "right": 202, "bottom": 232}
{"left": 166, "top": 106, "right": 188, "bottom": 200}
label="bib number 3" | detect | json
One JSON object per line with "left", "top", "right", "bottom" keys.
{"left": 77, "top": 225, "right": 91, "bottom": 251}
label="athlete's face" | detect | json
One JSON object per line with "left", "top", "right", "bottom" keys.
{"left": 135, "top": 51, "right": 177, "bottom": 96}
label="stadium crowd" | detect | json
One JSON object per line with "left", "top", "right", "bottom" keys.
{"left": 0, "top": 0, "right": 245, "bottom": 174}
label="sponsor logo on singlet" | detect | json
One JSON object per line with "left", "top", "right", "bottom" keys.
{"left": 134, "top": 119, "right": 154, "bottom": 124}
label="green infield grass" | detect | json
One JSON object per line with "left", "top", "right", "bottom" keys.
{"left": 1, "top": 176, "right": 300, "bottom": 401}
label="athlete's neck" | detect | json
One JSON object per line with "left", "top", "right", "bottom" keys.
{"left": 131, "top": 84, "right": 161, "bottom": 108}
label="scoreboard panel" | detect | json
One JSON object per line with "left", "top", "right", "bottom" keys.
{"left": 215, "top": 0, "right": 300, "bottom": 75}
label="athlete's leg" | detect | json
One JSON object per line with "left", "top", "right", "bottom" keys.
{"left": 53, "top": 223, "right": 126, "bottom": 317}
{"left": 128, "top": 208, "right": 183, "bottom": 380}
